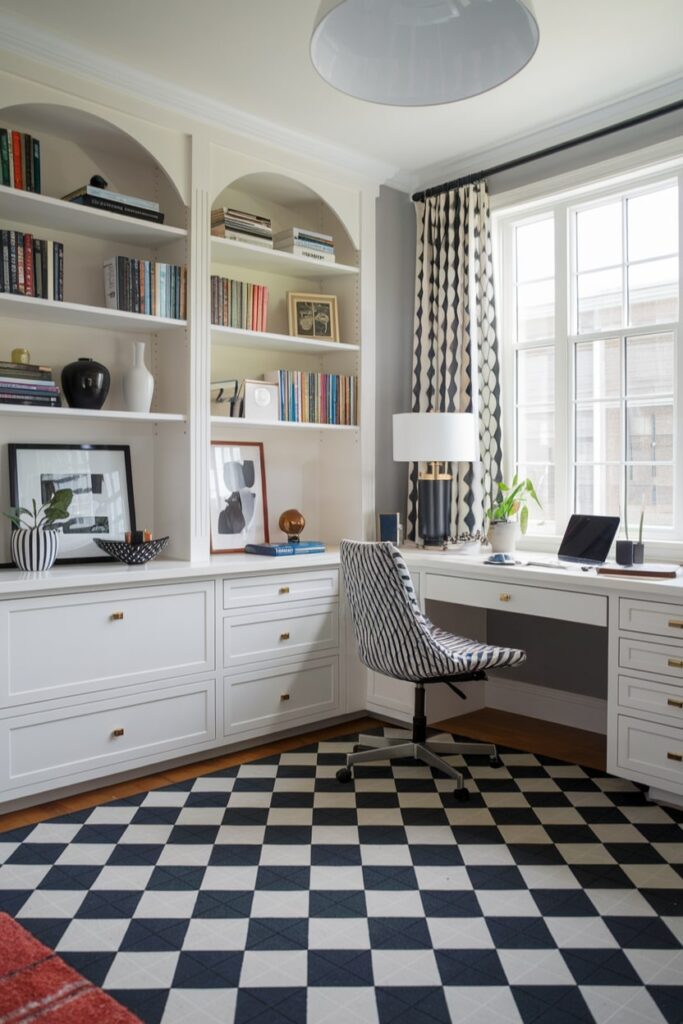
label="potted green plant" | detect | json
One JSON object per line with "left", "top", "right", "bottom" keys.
{"left": 4, "top": 489, "right": 73, "bottom": 571}
{"left": 486, "top": 474, "right": 541, "bottom": 553}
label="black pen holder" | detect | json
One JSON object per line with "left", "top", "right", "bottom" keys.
{"left": 616, "top": 540, "right": 634, "bottom": 566}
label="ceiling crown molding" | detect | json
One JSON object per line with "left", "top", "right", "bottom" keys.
{"left": 0, "top": 9, "right": 399, "bottom": 186}
{"left": 408, "top": 76, "right": 683, "bottom": 195}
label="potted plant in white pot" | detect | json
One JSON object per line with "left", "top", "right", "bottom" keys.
{"left": 4, "top": 488, "right": 73, "bottom": 571}
{"left": 486, "top": 475, "right": 541, "bottom": 553}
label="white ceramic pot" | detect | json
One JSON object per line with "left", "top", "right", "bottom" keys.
{"left": 488, "top": 520, "right": 518, "bottom": 553}
{"left": 123, "top": 340, "right": 154, "bottom": 413}
{"left": 11, "top": 528, "right": 59, "bottom": 571}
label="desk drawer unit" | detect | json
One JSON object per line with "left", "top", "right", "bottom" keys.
{"left": 223, "top": 570, "right": 338, "bottom": 610}
{"left": 619, "top": 598, "right": 683, "bottom": 640}
{"left": 618, "top": 636, "right": 683, "bottom": 681}
{"left": 0, "top": 582, "right": 214, "bottom": 707}
{"left": 618, "top": 674, "right": 683, "bottom": 721}
{"left": 0, "top": 679, "right": 216, "bottom": 793}
{"left": 424, "top": 573, "right": 607, "bottom": 626}
{"left": 223, "top": 602, "right": 339, "bottom": 669}
{"left": 617, "top": 715, "right": 683, "bottom": 788}
{"left": 224, "top": 657, "right": 338, "bottom": 734}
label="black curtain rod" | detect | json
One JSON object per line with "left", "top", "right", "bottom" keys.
{"left": 411, "top": 98, "right": 683, "bottom": 203}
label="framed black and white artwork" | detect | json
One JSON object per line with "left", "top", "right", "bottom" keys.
{"left": 8, "top": 443, "right": 136, "bottom": 563}
{"left": 209, "top": 441, "right": 269, "bottom": 553}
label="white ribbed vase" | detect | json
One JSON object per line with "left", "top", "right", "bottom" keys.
{"left": 11, "top": 528, "right": 59, "bottom": 571}
{"left": 123, "top": 340, "right": 154, "bottom": 413}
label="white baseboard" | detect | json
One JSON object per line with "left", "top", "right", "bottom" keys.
{"left": 485, "top": 675, "right": 606, "bottom": 734}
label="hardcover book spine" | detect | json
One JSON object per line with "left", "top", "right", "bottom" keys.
{"left": 0, "top": 129, "right": 9, "bottom": 187}
{"left": 23, "top": 234, "right": 34, "bottom": 296}
{"left": 23, "top": 134, "right": 33, "bottom": 192}
{"left": 32, "top": 138, "right": 41, "bottom": 194}
{"left": 11, "top": 131, "right": 23, "bottom": 190}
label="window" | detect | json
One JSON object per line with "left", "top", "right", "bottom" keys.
{"left": 499, "top": 169, "right": 681, "bottom": 540}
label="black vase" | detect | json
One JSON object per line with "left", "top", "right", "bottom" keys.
{"left": 61, "top": 357, "right": 110, "bottom": 410}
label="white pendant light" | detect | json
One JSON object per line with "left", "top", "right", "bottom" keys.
{"left": 310, "top": 0, "right": 539, "bottom": 107}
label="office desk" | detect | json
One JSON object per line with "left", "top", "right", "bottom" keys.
{"left": 394, "top": 549, "right": 683, "bottom": 809}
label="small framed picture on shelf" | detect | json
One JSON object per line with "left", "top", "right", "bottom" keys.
{"left": 288, "top": 292, "right": 340, "bottom": 342}
{"left": 209, "top": 441, "right": 269, "bottom": 554}
{"left": 8, "top": 443, "right": 136, "bottom": 563}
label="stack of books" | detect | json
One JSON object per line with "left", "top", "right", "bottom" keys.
{"left": 273, "top": 227, "right": 335, "bottom": 264}
{"left": 265, "top": 370, "right": 357, "bottom": 426}
{"left": 63, "top": 185, "right": 164, "bottom": 223}
{"left": 211, "top": 208, "right": 273, "bottom": 248}
{"left": 210, "top": 275, "right": 268, "bottom": 331}
{"left": 0, "top": 129, "right": 41, "bottom": 192}
{"left": 0, "top": 360, "right": 61, "bottom": 408}
{"left": 245, "top": 540, "right": 326, "bottom": 557}
{"left": 103, "top": 257, "right": 186, "bottom": 319}
{"left": 0, "top": 231, "right": 64, "bottom": 300}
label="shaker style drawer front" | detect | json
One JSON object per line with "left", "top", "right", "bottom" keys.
{"left": 223, "top": 570, "right": 338, "bottom": 610}
{"left": 0, "top": 583, "right": 214, "bottom": 706}
{"left": 225, "top": 657, "right": 338, "bottom": 732}
{"left": 617, "top": 715, "right": 683, "bottom": 787}
{"left": 618, "top": 637, "right": 683, "bottom": 681}
{"left": 1, "top": 679, "right": 216, "bottom": 790}
{"left": 619, "top": 598, "right": 683, "bottom": 640}
{"left": 223, "top": 603, "right": 339, "bottom": 668}
{"left": 618, "top": 674, "right": 683, "bottom": 720}
{"left": 424, "top": 573, "right": 607, "bottom": 627}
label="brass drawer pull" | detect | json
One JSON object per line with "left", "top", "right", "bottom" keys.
{"left": 667, "top": 751, "right": 683, "bottom": 762}
{"left": 112, "top": 728, "right": 125, "bottom": 738}
{"left": 668, "top": 658, "right": 683, "bottom": 669}
{"left": 499, "top": 593, "right": 512, "bottom": 603}
{"left": 280, "top": 632, "right": 290, "bottom": 641}
{"left": 111, "top": 611, "right": 124, "bottom": 621}
{"left": 279, "top": 586, "right": 290, "bottom": 595}
{"left": 669, "top": 620, "right": 683, "bottom": 629}
{"left": 668, "top": 698, "right": 683, "bottom": 709}
{"left": 280, "top": 693, "right": 290, "bottom": 701}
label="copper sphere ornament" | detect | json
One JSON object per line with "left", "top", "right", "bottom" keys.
{"left": 279, "top": 509, "right": 305, "bottom": 543}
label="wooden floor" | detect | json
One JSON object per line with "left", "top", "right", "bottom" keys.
{"left": 0, "top": 710, "right": 606, "bottom": 833}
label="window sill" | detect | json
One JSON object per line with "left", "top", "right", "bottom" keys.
{"left": 518, "top": 534, "right": 683, "bottom": 562}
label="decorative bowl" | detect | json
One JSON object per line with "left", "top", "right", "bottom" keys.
{"left": 94, "top": 537, "right": 169, "bottom": 565}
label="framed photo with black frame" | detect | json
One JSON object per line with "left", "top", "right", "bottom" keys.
{"left": 8, "top": 443, "right": 136, "bottom": 564}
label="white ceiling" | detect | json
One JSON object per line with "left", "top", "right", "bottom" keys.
{"left": 0, "top": 0, "right": 682, "bottom": 190}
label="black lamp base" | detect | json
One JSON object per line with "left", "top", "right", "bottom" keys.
{"left": 418, "top": 477, "right": 451, "bottom": 548}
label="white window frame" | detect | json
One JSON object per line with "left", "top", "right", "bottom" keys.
{"left": 493, "top": 143, "right": 683, "bottom": 557}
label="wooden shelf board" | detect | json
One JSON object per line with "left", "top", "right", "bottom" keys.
{"left": 211, "top": 416, "right": 358, "bottom": 433}
{"left": 0, "top": 185, "right": 186, "bottom": 247}
{"left": 0, "top": 404, "right": 186, "bottom": 423}
{"left": 0, "top": 293, "right": 186, "bottom": 333}
{"left": 211, "top": 325, "right": 359, "bottom": 354}
{"left": 210, "top": 237, "right": 358, "bottom": 278}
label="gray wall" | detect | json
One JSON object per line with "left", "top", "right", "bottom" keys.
{"left": 375, "top": 185, "right": 415, "bottom": 528}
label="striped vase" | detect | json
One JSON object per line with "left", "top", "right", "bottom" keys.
{"left": 11, "top": 528, "right": 59, "bottom": 571}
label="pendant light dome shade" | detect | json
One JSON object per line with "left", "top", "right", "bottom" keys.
{"left": 310, "top": 0, "right": 539, "bottom": 106}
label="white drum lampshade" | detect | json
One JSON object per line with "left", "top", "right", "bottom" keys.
{"left": 393, "top": 412, "right": 476, "bottom": 464}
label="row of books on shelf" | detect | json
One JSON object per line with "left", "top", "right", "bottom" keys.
{"left": 210, "top": 275, "right": 269, "bottom": 331}
{"left": 265, "top": 370, "right": 357, "bottom": 426}
{"left": 0, "top": 230, "right": 64, "bottom": 300}
{"left": 0, "top": 360, "right": 60, "bottom": 408}
{"left": 211, "top": 207, "right": 272, "bottom": 248}
{"left": 0, "top": 128, "right": 41, "bottom": 192}
{"left": 104, "top": 256, "right": 186, "bottom": 319}
{"left": 63, "top": 183, "right": 165, "bottom": 224}
{"left": 273, "top": 227, "right": 335, "bottom": 263}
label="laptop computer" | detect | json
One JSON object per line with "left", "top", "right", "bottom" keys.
{"left": 527, "top": 514, "right": 620, "bottom": 569}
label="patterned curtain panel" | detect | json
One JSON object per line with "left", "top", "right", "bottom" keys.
{"left": 407, "top": 181, "right": 502, "bottom": 542}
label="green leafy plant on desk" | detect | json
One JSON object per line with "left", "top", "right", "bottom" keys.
{"left": 486, "top": 474, "right": 541, "bottom": 553}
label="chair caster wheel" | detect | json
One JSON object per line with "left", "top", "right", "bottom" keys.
{"left": 336, "top": 767, "right": 353, "bottom": 784}
{"left": 489, "top": 755, "right": 503, "bottom": 769}
{"left": 453, "top": 787, "right": 470, "bottom": 802}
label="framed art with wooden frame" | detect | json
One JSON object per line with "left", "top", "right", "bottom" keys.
{"left": 287, "top": 292, "right": 340, "bottom": 342}
{"left": 209, "top": 440, "right": 269, "bottom": 553}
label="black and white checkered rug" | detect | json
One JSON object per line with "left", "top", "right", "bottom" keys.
{"left": 1, "top": 729, "right": 682, "bottom": 1024}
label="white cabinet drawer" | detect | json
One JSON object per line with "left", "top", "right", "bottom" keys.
{"left": 223, "top": 570, "right": 338, "bottom": 610}
{"left": 618, "top": 674, "right": 683, "bottom": 720}
{"left": 223, "top": 602, "right": 339, "bottom": 668}
{"left": 619, "top": 636, "right": 683, "bottom": 681}
{"left": 0, "top": 679, "right": 216, "bottom": 791}
{"left": 424, "top": 573, "right": 607, "bottom": 626}
{"left": 617, "top": 715, "right": 683, "bottom": 788}
{"left": 0, "top": 582, "right": 214, "bottom": 707}
{"left": 619, "top": 598, "right": 683, "bottom": 640}
{"left": 225, "top": 657, "right": 338, "bottom": 733}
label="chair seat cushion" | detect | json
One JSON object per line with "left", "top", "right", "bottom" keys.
{"left": 429, "top": 626, "right": 526, "bottom": 674}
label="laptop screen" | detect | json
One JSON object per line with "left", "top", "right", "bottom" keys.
{"left": 557, "top": 514, "right": 620, "bottom": 565}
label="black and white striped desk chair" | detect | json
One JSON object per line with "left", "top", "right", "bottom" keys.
{"left": 339, "top": 539, "right": 526, "bottom": 799}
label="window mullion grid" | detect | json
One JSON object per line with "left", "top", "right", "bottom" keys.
{"left": 675, "top": 169, "right": 683, "bottom": 538}
{"left": 555, "top": 203, "right": 570, "bottom": 524}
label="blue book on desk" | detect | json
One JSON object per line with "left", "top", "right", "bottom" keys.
{"left": 245, "top": 541, "right": 326, "bottom": 556}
